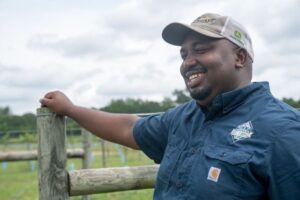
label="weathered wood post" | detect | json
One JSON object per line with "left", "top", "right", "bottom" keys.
{"left": 81, "top": 128, "right": 92, "bottom": 200}
{"left": 100, "top": 139, "right": 107, "bottom": 167}
{"left": 37, "top": 107, "right": 69, "bottom": 200}
{"left": 81, "top": 128, "right": 92, "bottom": 169}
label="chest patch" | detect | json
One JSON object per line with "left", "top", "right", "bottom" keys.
{"left": 207, "top": 166, "right": 221, "bottom": 182}
{"left": 230, "top": 121, "right": 254, "bottom": 143}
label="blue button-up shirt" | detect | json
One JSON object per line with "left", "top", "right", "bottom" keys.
{"left": 133, "top": 82, "right": 300, "bottom": 200}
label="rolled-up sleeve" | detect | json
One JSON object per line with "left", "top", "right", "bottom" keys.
{"left": 133, "top": 113, "right": 170, "bottom": 164}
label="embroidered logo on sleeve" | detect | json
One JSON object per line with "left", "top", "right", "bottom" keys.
{"left": 207, "top": 166, "right": 221, "bottom": 182}
{"left": 230, "top": 121, "right": 254, "bottom": 143}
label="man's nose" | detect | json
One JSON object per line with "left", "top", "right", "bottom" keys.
{"left": 183, "top": 55, "right": 197, "bottom": 68}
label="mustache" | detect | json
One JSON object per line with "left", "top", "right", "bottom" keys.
{"left": 182, "top": 66, "right": 207, "bottom": 78}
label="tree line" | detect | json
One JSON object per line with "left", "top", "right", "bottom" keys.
{"left": 0, "top": 90, "right": 299, "bottom": 135}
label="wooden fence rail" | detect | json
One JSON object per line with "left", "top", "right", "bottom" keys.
{"left": 37, "top": 107, "right": 158, "bottom": 199}
{"left": 0, "top": 149, "right": 84, "bottom": 162}
{"left": 69, "top": 165, "right": 158, "bottom": 196}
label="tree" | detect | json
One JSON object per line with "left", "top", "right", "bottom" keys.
{"left": 172, "top": 89, "right": 191, "bottom": 104}
{"left": 100, "top": 89, "right": 192, "bottom": 114}
{"left": 282, "top": 98, "right": 300, "bottom": 108}
{"left": 101, "top": 98, "right": 166, "bottom": 113}
{"left": 161, "top": 97, "right": 176, "bottom": 110}
{"left": 0, "top": 107, "right": 36, "bottom": 132}
{"left": 0, "top": 106, "right": 11, "bottom": 116}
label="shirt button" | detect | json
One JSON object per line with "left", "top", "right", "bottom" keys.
{"left": 191, "top": 148, "right": 197, "bottom": 154}
{"left": 220, "top": 152, "right": 227, "bottom": 157}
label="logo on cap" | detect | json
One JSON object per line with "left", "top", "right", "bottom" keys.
{"left": 234, "top": 30, "right": 242, "bottom": 40}
{"left": 194, "top": 16, "right": 216, "bottom": 24}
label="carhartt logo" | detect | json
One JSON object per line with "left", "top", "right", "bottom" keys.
{"left": 207, "top": 166, "right": 221, "bottom": 182}
{"left": 231, "top": 121, "right": 254, "bottom": 143}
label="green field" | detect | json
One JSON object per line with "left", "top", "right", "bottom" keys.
{"left": 0, "top": 136, "right": 155, "bottom": 200}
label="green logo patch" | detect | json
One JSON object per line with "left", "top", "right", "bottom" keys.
{"left": 234, "top": 31, "right": 242, "bottom": 40}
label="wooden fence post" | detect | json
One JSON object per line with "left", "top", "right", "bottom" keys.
{"left": 81, "top": 128, "right": 92, "bottom": 169}
{"left": 81, "top": 128, "right": 92, "bottom": 200}
{"left": 37, "top": 107, "right": 69, "bottom": 200}
{"left": 100, "top": 139, "right": 107, "bottom": 167}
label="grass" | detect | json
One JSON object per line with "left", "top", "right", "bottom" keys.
{"left": 0, "top": 137, "right": 155, "bottom": 200}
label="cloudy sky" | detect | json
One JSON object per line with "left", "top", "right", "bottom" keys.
{"left": 0, "top": 0, "right": 299, "bottom": 115}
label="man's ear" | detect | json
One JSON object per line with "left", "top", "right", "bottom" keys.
{"left": 235, "top": 48, "right": 247, "bottom": 68}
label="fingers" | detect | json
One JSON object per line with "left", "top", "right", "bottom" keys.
{"left": 39, "top": 90, "right": 73, "bottom": 115}
{"left": 39, "top": 91, "right": 58, "bottom": 109}
{"left": 44, "top": 92, "right": 53, "bottom": 99}
{"left": 39, "top": 97, "right": 51, "bottom": 107}
{"left": 44, "top": 90, "right": 60, "bottom": 99}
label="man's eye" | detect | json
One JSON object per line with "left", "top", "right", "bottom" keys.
{"left": 195, "top": 48, "right": 209, "bottom": 53}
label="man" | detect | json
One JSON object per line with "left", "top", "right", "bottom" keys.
{"left": 40, "top": 13, "right": 300, "bottom": 199}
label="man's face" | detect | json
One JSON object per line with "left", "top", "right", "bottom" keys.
{"left": 180, "top": 32, "right": 241, "bottom": 107}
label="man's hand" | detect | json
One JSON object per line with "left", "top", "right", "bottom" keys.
{"left": 39, "top": 91, "right": 74, "bottom": 116}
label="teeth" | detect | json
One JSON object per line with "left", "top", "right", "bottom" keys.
{"left": 189, "top": 73, "right": 201, "bottom": 80}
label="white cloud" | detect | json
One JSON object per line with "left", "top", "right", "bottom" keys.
{"left": 0, "top": 0, "right": 299, "bottom": 115}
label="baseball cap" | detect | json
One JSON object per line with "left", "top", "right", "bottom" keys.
{"left": 162, "top": 13, "right": 254, "bottom": 60}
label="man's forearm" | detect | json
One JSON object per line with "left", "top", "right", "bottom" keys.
{"left": 67, "top": 105, "right": 140, "bottom": 149}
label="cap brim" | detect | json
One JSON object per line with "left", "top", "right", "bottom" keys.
{"left": 162, "top": 22, "right": 224, "bottom": 46}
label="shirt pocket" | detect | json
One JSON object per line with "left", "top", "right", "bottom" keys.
{"left": 200, "top": 146, "right": 253, "bottom": 198}
{"left": 204, "top": 146, "right": 252, "bottom": 165}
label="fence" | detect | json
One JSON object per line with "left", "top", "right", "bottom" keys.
{"left": 0, "top": 149, "right": 84, "bottom": 161}
{"left": 36, "top": 107, "right": 158, "bottom": 199}
{"left": 0, "top": 130, "right": 92, "bottom": 171}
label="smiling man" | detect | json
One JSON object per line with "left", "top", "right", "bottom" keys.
{"left": 164, "top": 13, "right": 254, "bottom": 109}
{"left": 40, "top": 13, "right": 300, "bottom": 200}
{"left": 179, "top": 33, "right": 250, "bottom": 108}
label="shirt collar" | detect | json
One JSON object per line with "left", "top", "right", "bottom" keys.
{"left": 200, "top": 82, "right": 270, "bottom": 120}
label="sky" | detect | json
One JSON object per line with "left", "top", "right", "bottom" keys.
{"left": 0, "top": 0, "right": 299, "bottom": 115}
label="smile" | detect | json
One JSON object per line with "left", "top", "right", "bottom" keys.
{"left": 188, "top": 73, "right": 203, "bottom": 81}
{"left": 185, "top": 72, "right": 206, "bottom": 88}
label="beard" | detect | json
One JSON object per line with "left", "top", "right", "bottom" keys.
{"left": 187, "top": 86, "right": 212, "bottom": 101}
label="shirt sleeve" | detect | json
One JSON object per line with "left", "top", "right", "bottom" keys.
{"left": 133, "top": 112, "right": 172, "bottom": 164}
{"left": 267, "top": 118, "right": 300, "bottom": 199}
